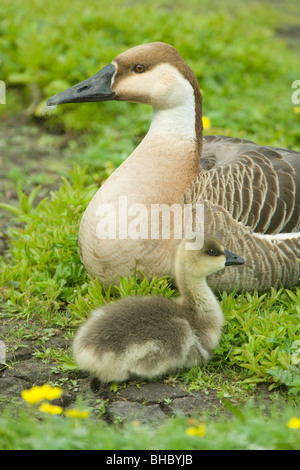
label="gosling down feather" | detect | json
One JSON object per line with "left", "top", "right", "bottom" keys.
{"left": 73, "top": 235, "right": 244, "bottom": 382}
{"left": 47, "top": 42, "right": 300, "bottom": 292}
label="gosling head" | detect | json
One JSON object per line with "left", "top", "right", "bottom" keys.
{"left": 46, "top": 42, "right": 201, "bottom": 111}
{"left": 175, "top": 234, "right": 245, "bottom": 282}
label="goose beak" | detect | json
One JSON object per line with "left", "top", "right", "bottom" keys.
{"left": 47, "top": 63, "right": 116, "bottom": 106}
{"left": 224, "top": 250, "right": 245, "bottom": 267}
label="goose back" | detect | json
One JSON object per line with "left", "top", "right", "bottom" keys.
{"left": 200, "top": 135, "right": 300, "bottom": 234}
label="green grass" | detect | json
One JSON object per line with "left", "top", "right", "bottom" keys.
{"left": 1, "top": 0, "right": 300, "bottom": 450}
{"left": 1, "top": 168, "right": 300, "bottom": 393}
{"left": 1, "top": 0, "right": 300, "bottom": 159}
{"left": 0, "top": 401, "right": 300, "bottom": 450}
{"left": 5, "top": 400, "right": 300, "bottom": 450}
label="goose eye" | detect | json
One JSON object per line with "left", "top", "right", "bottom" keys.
{"left": 206, "top": 248, "right": 220, "bottom": 257}
{"left": 132, "top": 64, "right": 146, "bottom": 73}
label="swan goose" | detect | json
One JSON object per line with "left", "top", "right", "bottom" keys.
{"left": 47, "top": 42, "right": 300, "bottom": 292}
{"left": 73, "top": 234, "right": 244, "bottom": 382}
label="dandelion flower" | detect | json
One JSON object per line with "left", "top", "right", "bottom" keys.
{"left": 287, "top": 417, "right": 300, "bottom": 429}
{"left": 64, "top": 409, "right": 90, "bottom": 419}
{"left": 40, "top": 384, "right": 62, "bottom": 401}
{"left": 185, "top": 424, "right": 206, "bottom": 437}
{"left": 202, "top": 117, "right": 211, "bottom": 130}
{"left": 22, "top": 386, "right": 46, "bottom": 405}
{"left": 21, "top": 384, "right": 62, "bottom": 404}
{"left": 39, "top": 402, "right": 64, "bottom": 415}
{"left": 293, "top": 107, "right": 300, "bottom": 114}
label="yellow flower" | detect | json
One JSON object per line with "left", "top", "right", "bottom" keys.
{"left": 39, "top": 402, "right": 64, "bottom": 415}
{"left": 22, "top": 386, "right": 46, "bottom": 405}
{"left": 38, "top": 402, "right": 64, "bottom": 415}
{"left": 293, "top": 107, "right": 300, "bottom": 114}
{"left": 21, "top": 384, "right": 62, "bottom": 404}
{"left": 202, "top": 116, "right": 211, "bottom": 130}
{"left": 287, "top": 417, "right": 300, "bottom": 429}
{"left": 185, "top": 424, "right": 206, "bottom": 437}
{"left": 40, "top": 384, "right": 62, "bottom": 401}
{"left": 64, "top": 409, "right": 90, "bottom": 419}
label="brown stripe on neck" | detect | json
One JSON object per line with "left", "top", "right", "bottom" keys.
{"left": 180, "top": 63, "right": 203, "bottom": 157}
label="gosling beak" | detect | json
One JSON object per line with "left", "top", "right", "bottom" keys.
{"left": 224, "top": 250, "right": 245, "bottom": 267}
{"left": 47, "top": 63, "right": 116, "bottom": 106}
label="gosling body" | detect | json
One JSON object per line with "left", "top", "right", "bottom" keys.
{"left": 73, "top": 235, "right": 244, "bottom": 382}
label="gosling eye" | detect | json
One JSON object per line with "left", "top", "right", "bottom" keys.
{"left": 206, "top": 248, "right": 221, "bottom": 257}
{"left": 132, "top": 64, "right": 146, "bottom": 73}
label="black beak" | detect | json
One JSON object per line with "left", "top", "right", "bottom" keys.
{"left": 224, "top": 250, "right": 245, "bottom": 267}
{"left": 47, "top": 63, "right": 116, "bottom": 106}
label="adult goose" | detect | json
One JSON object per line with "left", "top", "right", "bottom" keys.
{"left": 73, "top": 234, "right": 245, "bottom": 382}
{"left": 47, "top": 42, "right": 300, "bottom": 292}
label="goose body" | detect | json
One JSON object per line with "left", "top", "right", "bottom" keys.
{"left": 47, "top": 42, "right": 300, "bottom": 292}
{"left": 73, "top": 235, "right": 244, "bottom": 382}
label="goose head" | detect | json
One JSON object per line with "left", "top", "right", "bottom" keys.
{"left": 47, "top": 42, "right": 203, "bottom": 143}
{"left": 47, "top": 42, "right": 201, "bottom": 107}
{"left": 175, "top": 234, "right": 245, "bottom": 282}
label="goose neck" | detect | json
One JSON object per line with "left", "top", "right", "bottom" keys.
{"left": 147, "top": 82, "right": 203, "bottom": 157}
{"left": 176, "top": 275, "right": 221, "bottom": 320}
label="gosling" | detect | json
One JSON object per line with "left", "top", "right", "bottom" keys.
{"left": 73, "top": 235, "right": 244, "bottom": 382}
